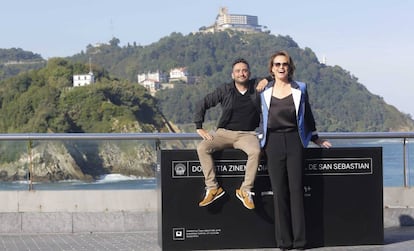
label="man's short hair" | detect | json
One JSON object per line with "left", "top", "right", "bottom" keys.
{"left": 232, "top": 58, "right": 250, "bottom": 69}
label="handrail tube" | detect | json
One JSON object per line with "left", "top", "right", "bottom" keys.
{"left": 0, "top": 132, "right": 413, "bottom": 140}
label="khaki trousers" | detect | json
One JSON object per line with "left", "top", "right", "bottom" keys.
{"left": 196, "top": 128, "right": 261, "bottom": 191}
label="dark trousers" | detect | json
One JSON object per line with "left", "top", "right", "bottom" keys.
{"left": 264, "top": 131, "right": 306, "bottom": 249}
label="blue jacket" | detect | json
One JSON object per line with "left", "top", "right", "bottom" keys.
{"left": 259, "top": 81, "right": 319, "bottom": 148}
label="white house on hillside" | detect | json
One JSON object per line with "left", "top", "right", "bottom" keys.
{"left": 73, "top": 71, "right": 95, "bottom": 87}
{"left": 169, "top": 67, "right": 195, "bottom": 84}
{"left": 137, "top": 68, "right": 196, "bottom": 95}
{"left": 137, "top": 71, "right": 168, "bottom": 83}
{"left": 73, "top": 58, "right": 95, "bottom": 87}
{"left": 137, "top": 71, "right": 168, "bottom": 95}
{"left": 140, "top": 79, "right": 161, "bottom": 94}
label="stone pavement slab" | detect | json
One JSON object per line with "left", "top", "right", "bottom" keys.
{"left": 0, "top": 227, "right": 413, "bottom": 251}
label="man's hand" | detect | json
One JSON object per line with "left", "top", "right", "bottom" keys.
{"left": 256, "top": 78, "right": 269, "bottom": 92}
{"left": 197, "top": 129, "right": 214, "bottom": 140}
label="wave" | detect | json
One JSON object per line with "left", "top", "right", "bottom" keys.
{"left": 95, "top": 174, "right": 153, "bottom": 183}
{"left": 13, "top": 180, "right": 31, "bottom": 184}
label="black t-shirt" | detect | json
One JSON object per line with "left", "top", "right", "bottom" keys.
{"left": 224, "top": 91, "right": 259, "bottom": 131}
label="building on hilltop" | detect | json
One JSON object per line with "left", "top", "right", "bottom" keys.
{"left": 200, "top": 7, "right": 268, "bottom": 34}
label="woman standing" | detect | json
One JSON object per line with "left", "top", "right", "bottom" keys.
{"left": 259, "top": 50, "right": 331, "bottom": 250}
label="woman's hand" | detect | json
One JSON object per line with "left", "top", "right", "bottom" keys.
{"left": 314, "top": 138, "right": 332, "bottom": 148}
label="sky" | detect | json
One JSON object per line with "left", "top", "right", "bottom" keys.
{"left": 2, "top": 0, "right": 414, "bottom": 118}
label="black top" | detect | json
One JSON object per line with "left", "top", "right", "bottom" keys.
{"left": 267, "top": 94, "right": 297, "bottom": 132}
{"left": 225, "top": 90, "right": 260, "bottom": 131}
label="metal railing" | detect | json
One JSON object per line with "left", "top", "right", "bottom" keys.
{"left": 321, "top": 132, "right": 413, "bottom": 187}
{"left": 0, "top": 132, "right": 413, "bottom": 188}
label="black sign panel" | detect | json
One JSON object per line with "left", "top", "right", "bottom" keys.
{"left": 303, "top": 148, "right": 383, "bottom": 247}
{"left": 157, "top": 147, "right": 383, "bottom": 250}
{"left": 157, "top": 150, "right": 275, "bottom": 251}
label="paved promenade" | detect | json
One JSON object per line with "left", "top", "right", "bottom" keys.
{"left": 0, "top": 226, "right": 413, "bottom": 251}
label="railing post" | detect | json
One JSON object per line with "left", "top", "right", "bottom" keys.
{"left": 403, "top": 137, "right": 408, "bottom": 187}
{"left": 28, "top": 139, "right": 34, "bottom": 191}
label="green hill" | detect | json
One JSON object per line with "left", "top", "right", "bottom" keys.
{"left": 0, "top": 58, "right": 169, "bottom": 133}
{"left": 0, "top": 48, "right": 46, "bottom": 81}
{"left": 1, "top": 31, "right": 414, "bottom": 132}
{"left": 70, "top": 31, "right": 414, "bottom": 132}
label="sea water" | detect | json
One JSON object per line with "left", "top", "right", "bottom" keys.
{"left": 0, "top": 174, "right": 157, "bottom": 191}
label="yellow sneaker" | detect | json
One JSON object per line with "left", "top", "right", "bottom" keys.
{"left": 199, "top": 187, "right": 225, "bottom": 207}
{"left": 236, "top": 189, "right": 255, "bottom": 210}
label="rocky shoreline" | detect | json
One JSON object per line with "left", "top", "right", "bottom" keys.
{"left": 0, "top": 141, "right": 155, "bottom": 182}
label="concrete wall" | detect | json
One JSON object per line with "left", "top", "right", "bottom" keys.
{"left": 0, "top": 190, "right": 157, "bottom": 233}
{"left": 383, "top": 187, "right": 414, "bottom": 227}
{"left": 0, "top": 188, "right": 413, "bottom": 233}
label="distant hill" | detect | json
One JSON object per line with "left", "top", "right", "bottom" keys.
{"left": 2, "top": 32, "right": 414, "bottom": 132}
{"left": 69, "top": 31, "right": 414, "bottom": 132}
{"left": 0, "top": 48, "right": 46, "bottom": 81}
